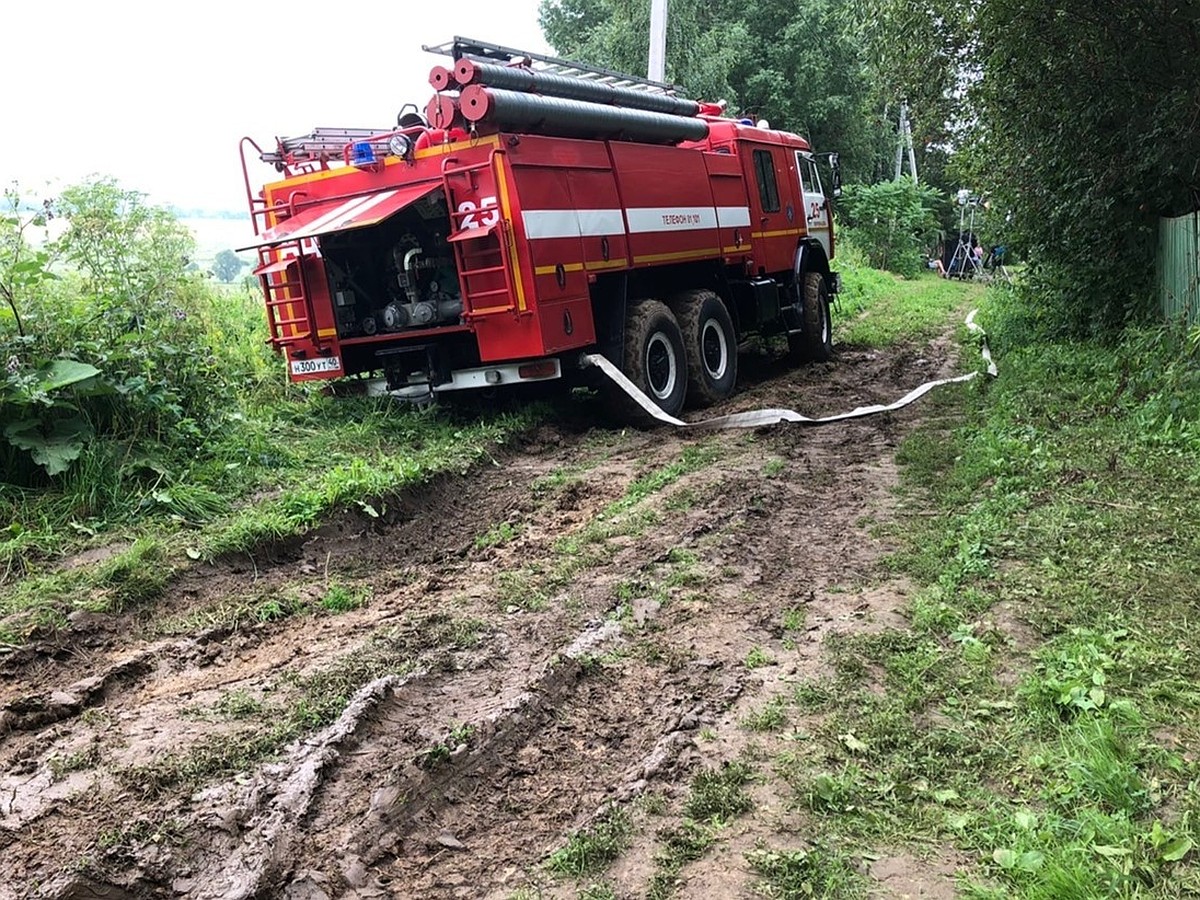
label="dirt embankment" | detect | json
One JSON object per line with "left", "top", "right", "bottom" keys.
{"left": 0, "top": 335, "right": 965, "bottom": 899}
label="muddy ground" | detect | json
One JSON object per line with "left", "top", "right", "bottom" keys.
{"left": 1, "top": 330, "right": 969, "bottom": 899}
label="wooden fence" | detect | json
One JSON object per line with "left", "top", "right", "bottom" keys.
{"left": 1157, "top": 211, "right": 1200, "bottom": 326}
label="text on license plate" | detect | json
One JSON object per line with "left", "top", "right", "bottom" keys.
{"left": 290, "top": 356, "right": 342, "bottom": 376}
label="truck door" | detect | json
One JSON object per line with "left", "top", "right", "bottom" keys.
{"left": 742, "top": 143, "right": 799, "bottom": 275}
{"left": 794, "top": 150, "right": 832, "bottom": 258}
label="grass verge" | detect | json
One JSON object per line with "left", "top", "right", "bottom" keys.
{"left": 835, "top": 262, "right": 987, "bottom": 347}
{"left": 0, "top": 401, "right": 541, "bottom": 642}
{"left": 771, "top": 310, "right": 1200, "bottom": 897}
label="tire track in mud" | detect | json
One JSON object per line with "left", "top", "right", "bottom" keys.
{"left": 0, "top": 335, "right": 965, "bottom": 899}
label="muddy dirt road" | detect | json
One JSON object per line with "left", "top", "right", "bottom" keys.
{"left": 1, "top": 331, "right": 968, "bottom": 899}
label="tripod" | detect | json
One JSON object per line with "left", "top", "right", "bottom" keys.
{"left": 947, "top": 198, "right": 983, "bottom": 279}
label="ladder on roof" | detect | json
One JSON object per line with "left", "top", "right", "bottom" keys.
{"left": 422, "top": 36, "right": 687, "bottom": 96}
{"left": 261, "top": 127, "right": 393, "bottom": 166}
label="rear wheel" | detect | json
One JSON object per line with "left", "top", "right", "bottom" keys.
{"left": 669, "top": 289, "right": 738, "bottom": 407}
{"left": 609, "top": 299, "right": 688, "bottom": 419}
{"left": 787, "top": 271, "right": 833, "bottom": 363}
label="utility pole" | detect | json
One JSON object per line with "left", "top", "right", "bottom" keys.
{"left": 894, "top": 99, "right": 918, "bottom": 183}
{"left": 648, "top": 0, "right": 668, "bottom": 82}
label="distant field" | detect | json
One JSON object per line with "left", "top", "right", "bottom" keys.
{"left": 180, "top": 216, "right": 257, "bottom": 267}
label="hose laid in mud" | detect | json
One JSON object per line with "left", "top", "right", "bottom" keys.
{"left": 583, "top": 309, "right": 997, "bottom": 429}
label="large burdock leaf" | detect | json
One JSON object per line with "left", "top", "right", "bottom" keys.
{"left": 32, "top": 359, "right": 101, "bottom": 392}
{"left": 4, "top": 416, "right": 94, "bottom": 476}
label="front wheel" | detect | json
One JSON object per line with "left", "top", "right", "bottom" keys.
{"left": 615, "top": 299, "right": 688, "bottom": 418}
{"left": 787, "top": 272, "right": 834, "bottom": 363}
{"left": 669, "top": 289, "right": 738, "bottom": 407}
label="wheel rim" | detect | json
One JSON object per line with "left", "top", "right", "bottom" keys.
{"left": 700, "top": 317, "right": 728, "bottom": 380}
{"left": 645, "top": 331, "right": 678, "bottom": 400}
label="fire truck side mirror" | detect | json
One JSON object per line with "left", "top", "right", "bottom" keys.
{"left": 828, "top": 152, "right": 842, "bottom": 198}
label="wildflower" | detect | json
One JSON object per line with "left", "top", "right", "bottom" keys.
{"left": 173, "top": 308, "right": 187, "bottom": 321}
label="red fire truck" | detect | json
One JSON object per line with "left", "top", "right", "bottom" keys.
{"left": 239, "top": 37, "right": 841, "bottom": 416}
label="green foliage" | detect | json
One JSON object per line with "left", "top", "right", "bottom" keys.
{"left": 211, "top": 249, "right": 246, "bottom": 283}
{"left": 863, "top": 0, "right": 1200, "bottom": 337}
{"left": 833, "top": 253, "right": 984, "bottom": 347}
{"left": 744, "top": 645, "right": 774, "bottom": 669}
{"left": 318, "top": 581, "right": 368, "bottom": 613}
{"left": 538, "top": 0, "right": 891, "bottom": 181}
{"left": 1, "top": 181, "right": 269, "bottom": 487}
{"left": 837, "top": 177, "right": 944, "bottom": 276}
{"left": 546, "top": 808, "right": 632, "bottom": 877}
{"left": 684, "top": 761, "right": 754, "bottom": 822}
{"left": 817, "top": 305, "right": 1200, "bottom": 897}
{"left": 747, "top": 845, "right": 868, "bottom": 899}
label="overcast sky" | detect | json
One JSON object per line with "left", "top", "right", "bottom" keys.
{"left": 3, "top": 1, "right": 554, "bottom": 215}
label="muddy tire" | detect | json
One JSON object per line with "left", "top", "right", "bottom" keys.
{"left": 787, "top": 272, "right": 833, "bottom": 363}
{"left": 606, "top": 299, "right": 688, "bottom": 421}
{"left": 669, "top": 289, "right": 738, "bottom": 408}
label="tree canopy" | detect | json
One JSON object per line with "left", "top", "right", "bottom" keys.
{"left": 866, "top": 0, "right": 1200, "bottom": 334}
{"left": 213, "top": 249, "right": 246, "bottom": 283}
{"left": 541, "top": 0, "right": 1200, "bottom": 336}
{"left": 538, "top": 0, "right": 892, "bottom": 183}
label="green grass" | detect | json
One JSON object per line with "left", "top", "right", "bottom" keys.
{"left": 318, "top": 580, "right": 368, "bottom": 613}
{"left": 834, "top": 264, "right": 985, "bottom": 347}
{"left": 743, "top": 697, "right": 788, "bottom": 732}
{"left": 546, "top": 808, "right": 633, "bottom": 878}
{"left": 474, "top": 520, "right": 519, "bottom": 550}
{"left": 747, "top": 845, "right": 868, "bottom": 899}
{"left": 645, "top": 762, "right": 756, "bottom": 899}
{"left": 684, "top": 761, "right": 755, "bottom": 822}
{"left": 768, "top": 310, "right": 1200, "bottom": 897}
{"left": 0, "top": 401, "right": 539, "bottom": 642}
{"left": 744, "top": 645, "right": 775, "bottom": 669}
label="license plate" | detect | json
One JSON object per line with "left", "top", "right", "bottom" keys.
{"left": 290, "top": 356, "right": 342, "bottom": 376}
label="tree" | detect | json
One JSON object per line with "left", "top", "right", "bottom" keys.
{"left": 837, "top": 178, "right": 943, "bottom": 277}
{"left": 212, "top": 249, "right": 247, "bottom": 283}
{"left": 538, "top": 0, "right": 892, "bottom": 182}
{"left": 862, "top": 0, "right": 1200, "bottom": 336}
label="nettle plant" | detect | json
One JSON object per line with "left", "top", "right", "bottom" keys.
{"left": 1, "top": 181, "right": 228, "bottom": 484}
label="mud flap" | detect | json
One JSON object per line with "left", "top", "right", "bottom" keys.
{"left": 582, "top": 309, "right": 997, "bottom": 430}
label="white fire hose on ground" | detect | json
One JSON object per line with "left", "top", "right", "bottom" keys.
{"left": 583, "top": 309, "right": 997, "bottom": 429}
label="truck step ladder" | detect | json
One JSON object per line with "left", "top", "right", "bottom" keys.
{"left": 441, "top": 154, "right": 520, "bottom": 318}
{"left": 254, "top": 243, "right": 317, "bottom": 347}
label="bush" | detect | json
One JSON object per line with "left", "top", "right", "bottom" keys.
{"left": 836, "top": 178, "right": 944, "bottom": 277}
{"left": 1, "top": 181, "right": 272, "bottom": 489}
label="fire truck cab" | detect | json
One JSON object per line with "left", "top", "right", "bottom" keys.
{"left": 239, "top": 37, "right": 840, "bottom": 417}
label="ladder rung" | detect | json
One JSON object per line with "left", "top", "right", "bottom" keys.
{"left": 466, "top": 288, "right": 511, "bottom": 300}
{"left": 460, "top": 264, "right": 506, "bottom": 277}
{"left": 426, "top": 36, "right": 686, "bottom": 96}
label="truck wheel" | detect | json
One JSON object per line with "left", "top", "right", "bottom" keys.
{"left": 788, "top": 272, "right": 834, "bottom": 363}
{"left": 616, "top": 299, "right": 688, "bottom": 418}
{"left": 670, "top": 289, "right": 737, "bottom": 407}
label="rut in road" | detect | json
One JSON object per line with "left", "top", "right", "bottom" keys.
{"left": 0, "top": 333, "right": 968, "bottom": 899}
